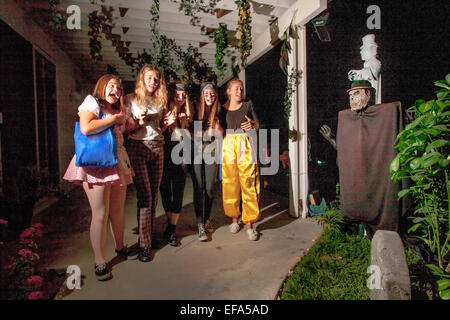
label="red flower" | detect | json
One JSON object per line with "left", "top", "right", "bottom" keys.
{"left": 20, "top": 228, "right": 33, "bottom": 239}
{"left": 0, "top": 219, "right": 8, "bottom": 226}
{"left": 34, "top": 229, "right": 44, "bottom": 239}
{"left": 20, "top": 237, "right": 34, "bottom": 245}
{"left": 28, "top": 291, "right": 44, "bottom": 300}
{"left": 18, "top": 249, "right": 34, "bottom": 257}
{"left": 27, "top": 275, "right": 43, "bottom": 290}
{"left": 31, "top": 223, "right": 43, "bottom": 230}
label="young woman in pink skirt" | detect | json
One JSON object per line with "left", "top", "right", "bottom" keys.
{"left": 63, "top": 74, "right": 138, "bottom": 281}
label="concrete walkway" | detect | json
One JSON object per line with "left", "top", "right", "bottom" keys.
{"left": 51, "top": 179, "right": 322, "bottom": 300}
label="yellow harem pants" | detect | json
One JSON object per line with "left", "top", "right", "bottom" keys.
{"left": 221, "top": 133, "right": 260, "bottom": 224}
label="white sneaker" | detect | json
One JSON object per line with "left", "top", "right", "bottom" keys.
{"left": 247, "top": 228, "right": 258, "bottom": 241}
{"left": 229, "top": 222, "right": 240, "bottom": 234}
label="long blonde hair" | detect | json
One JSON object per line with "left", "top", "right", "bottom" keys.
{"left": 197, "top": 82, "right": 220, "bottom": 127}
{"left": 225, "top": 78, "right": 244, "bottom": 103}
{"left": 131, "top": 64, "right": 167, "bottom": 111}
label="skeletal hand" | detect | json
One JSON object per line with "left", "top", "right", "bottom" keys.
{"left": 320, "top": 125, "right": 332, "bottom": 140}
{"left": 320, "top": 124, "right": 337, "bottom": 150}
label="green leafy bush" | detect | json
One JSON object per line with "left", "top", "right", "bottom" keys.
{"left": 390, "top": 74, "right": 450, "bottom": 299}
{"left": 316, "top": 209, "right": 344, "bottom": 233}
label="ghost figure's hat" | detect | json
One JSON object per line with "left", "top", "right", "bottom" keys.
{"left": 360, "top": 34, "right": 377, "bottom": 49}
{"left": 347, "top": 80, "right": 372, "bottom": 92}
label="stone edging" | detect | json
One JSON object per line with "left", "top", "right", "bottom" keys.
{"left": 370, "top": 230, "right": 411, "bottom": 300}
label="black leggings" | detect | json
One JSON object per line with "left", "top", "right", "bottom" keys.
{"left": 160, "top": 147, "right": 187, "bottom": 214}
{"left": 190, "top": 162, "right": 217, "bottom": 224}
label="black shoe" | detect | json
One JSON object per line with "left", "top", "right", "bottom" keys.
{"left": 151, "top": 239, "right": 163, "bottom": 250}
{"left": 167, "top": 232, "right": 181, "bottom": 247}
{"left": 163, "top": 226, "right": 171, "bottom": 241}
{"left": 198, "top": 223, "right": 208, "bottom": 241}
{"left": 115, "top": 246, "right": 138, "bottom": 260}
{"left": 138, "top": 248, "right": 152, "bottom": 262}
{"left": 94, "top": 262, "right": 111, "bottom": 281}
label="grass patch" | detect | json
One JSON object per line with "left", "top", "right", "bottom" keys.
{"left": 280, "top": 228, "right": 371, "bottom": 300}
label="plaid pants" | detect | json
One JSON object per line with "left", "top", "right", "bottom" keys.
{"left": 127, "top": 139, "right": 164, "bottom": 248}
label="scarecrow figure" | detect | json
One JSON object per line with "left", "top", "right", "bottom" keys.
{"left": 336, "top": 80, "right": 405, "bottom": 233}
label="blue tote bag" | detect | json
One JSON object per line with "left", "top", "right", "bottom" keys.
{"left": 74, "top": 109, "right": 118, "bottom": 167}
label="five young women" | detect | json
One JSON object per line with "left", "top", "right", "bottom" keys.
{"left": 64, "top": 68, "right": 261, "bottom": 280}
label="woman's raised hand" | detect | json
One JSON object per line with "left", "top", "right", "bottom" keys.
{"left": 240, "top": 115, "right": 254, "bottom": 131}
{"left": 138, "top": 109, "right": 148, "bottom": 126}
{"left": 178, "top": 112, "right": 189, "bottom": 128}
{"left": 114, "top": 111, "right": 127, "bottom": 125}
{"left": 164, "top": 110, "right": 177, "bottom": 126}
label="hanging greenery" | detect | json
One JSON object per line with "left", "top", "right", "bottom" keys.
{"left": 235, "top": 0, "right": 252, "bottom": 68}
{"left": 279, "top": 30, "right": 291, "bottom": 76}
{"left": 88, "top": 11, "right": 104, "bottom": 63}
{"left": 87, "top": 1, "right": 114, "bottom": 64}
{"left": 48, "top": 0, "right": 67, "bottom": 30}
{"left": 231, "top": 56, "right": 241, "bottom": 78}
{"left": 173, "top": 44, "right": 216, "bottom": 87}
{"left": 279, "top": 19, "right": 301, "bottom": 142}
{"left": 118, "top": 0, "right": 216, "bottom": 85}
{"left": 169, "top": 0, "right": 220, "bottom": 26}
{"left": 149, "top": 0, "right": 160, "bottom": 36}
{"left": 279, "top": 22, "right": 298, "bottom": 75}
{"left": 213, "top": 23, "right": 229, "bottom": 76}
{"left": 283, "top": 69, "right": 302, "bottom": 121}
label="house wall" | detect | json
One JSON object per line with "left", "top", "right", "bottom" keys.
{"left": 0, "top": 1, "right": 91, "bottom": 180}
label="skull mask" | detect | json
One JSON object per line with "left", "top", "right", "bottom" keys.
{"left": 349, "top": 88, "right": 371, "bottom": 112}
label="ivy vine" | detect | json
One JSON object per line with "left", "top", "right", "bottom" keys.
{"left": 88, "top": 11, "right": 104, "bottom": 63}
{"left": 119, "top": 0, "right": 216, "bottom": 85}
{"left": 283, "top": 69, "right": 302, "bottom": 121}
{"left": 279, "top": 21, "right": 299, "bottom": 76}
{"left": 48, "top": 0, "right": 67, "bottom": 30}
{"left": 213, "top": 23, "right": 229, "bottom": 76}
{"left": 279, "top": 30, "right": 291, "bottom": 76}
{"left": 235, "top": 0, "right": 252, "bottom": 68}
{"left": 169, "top": 0, "right": 220, "bottom": 26}
{"left": 231, "top": 56, "right": 241, "bottom": 77}
{"left": 87, "top": 1, "right": 114, "bottom": 64}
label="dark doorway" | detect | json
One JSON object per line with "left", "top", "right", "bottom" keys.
{"left": 0, "top": 19, "right": 36, "bottom": 197}
{"left": 246, "top": 43, "right": 289, "bottom": 197}
{"left": 35, "top": 51, "right": 58, "bottom": 185}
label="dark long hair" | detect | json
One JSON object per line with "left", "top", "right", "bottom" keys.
{"left": 197, "top": 82, "right": 220, "bottom": 127}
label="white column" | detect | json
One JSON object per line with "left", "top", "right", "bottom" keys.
{"left": 288, "top": 25, "right": 308, "bottom": 219}
{"left": 288, "top": 32, "right": 299, "bottom": 218}
{"left": 297, "top": 26, "right": 308, "bottom": 219}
